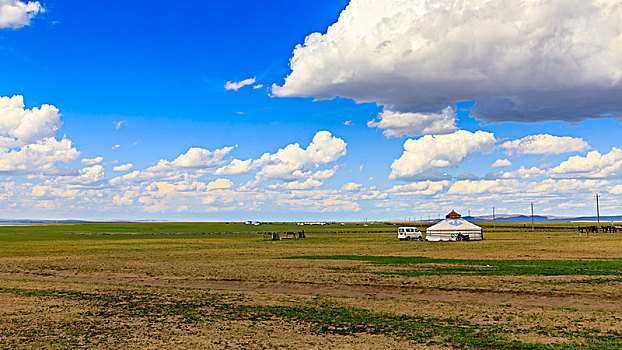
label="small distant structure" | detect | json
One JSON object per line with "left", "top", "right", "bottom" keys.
{"left": 296, "top": 222, "right": 326, "bottom": 226}
{"left": 245, "top": 221, "right": 261, "bottom": 225}
{"left": 264, "top": 231, "right": 306, "bottom": 241}
{"left": 426, "top": 210, "right": 483, "bottom": 241}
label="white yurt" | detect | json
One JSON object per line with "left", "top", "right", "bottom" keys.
{"left": 425, "top": 210, "right": 483, "bottom": 241}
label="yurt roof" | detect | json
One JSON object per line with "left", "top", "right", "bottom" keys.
{"left": 446, "top": 210, "right": 461, "bottom": 218}
{"left": 427, "top": 218, "right": 482, "bottom": 232}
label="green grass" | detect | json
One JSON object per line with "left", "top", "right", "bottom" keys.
{"left": 286, "top": 255, "right": 622, "bottom": 277}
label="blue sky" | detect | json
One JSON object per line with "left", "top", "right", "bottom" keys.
{"left": 1, "top": 0, "right": 622, "bottom": 220}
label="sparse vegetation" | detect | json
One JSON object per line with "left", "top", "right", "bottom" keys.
{"left": 0, "top": 222, "right": 620, "bottom": 348}
{"left": 287, "top": 255, "right": 622, "bottom": 277}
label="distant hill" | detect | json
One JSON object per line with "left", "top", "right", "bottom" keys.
{"left": 463, "top": 214, "right": 622, "bottom": 223}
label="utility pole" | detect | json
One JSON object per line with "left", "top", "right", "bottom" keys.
{"left": 531, "top": 202, "right": 534, "bottom": 231}
{"left": 468, "top": 209, "right": 471, "bottom": 218}
{"left": 493, "top": 206, "right": 496, "bottom": 229}
{"left": 595, "top": 194, "right": 600, "bottom": 231}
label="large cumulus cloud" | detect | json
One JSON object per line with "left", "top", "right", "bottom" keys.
{"left": 0, "top": 95, "right": 80, "bottom": 174}
{"left": 0, "top": 0, "right": 43, "bottom": 29}
{"left": 390, "top": 130, "right": 496, "bottom": 181}
{"left": 0, "top": 95, "right": 61, "bottom": 148}
{"left": 253, "top": 130, "right": 346, "bottom": 182}
{"left": 273, "top": 0, "right": 622, "bottom": 123}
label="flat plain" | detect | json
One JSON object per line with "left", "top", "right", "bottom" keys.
{"left": 0, "top": 222, "right": 620, "bottom": 349}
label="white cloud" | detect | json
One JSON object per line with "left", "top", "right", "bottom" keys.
{"left": 0, "top": 181, "right": 14, "bottom": 201}
{"left": 390, "top": 130, "right": 496, "bottom": 181}
{"left": 388, "top": 181, "right": 449, "bottom": 196}
{"left": 530, "top": 179, "right": 610, "bottom": 194}
{"left": 312, "top": 165, "right": 338, "bottom": 180}
{"left": 487, "top": 166, "right": 546, "bottom": 179}
{"left": 491, "top": 159, "right": 512, "bottom": 168}
{"left": 112, "top": 144, "right": 120, "bottom": 150}
{"left": 113, "top": 163, "right": 133, "bottom": 172}
{"left": 277, "top": 195, "right": 360, "bottom": 213}
{"left": 254, "top": 131, "right": 346, "bottom": 182}
{"left": 550, "top": 148, "right": 622, "bottom": 179}
{"left": 343, "top": 120, "right": 352, "bottom": 126}
{"left": 0, "top": 137, "right": 79, "bottom": 174}
{"left": 114, "top": 120, "right": 127, "bottom": 130}
{"left": 0, "top": 95, "right": 61, "bottom": 148}
{"left": 0, "top": 95, "right": 81, "bottom": 177}
{"left": 273, "top": 0, "right": 622, "bottom": 123}
{"left": 171, "top": 146, "right": 233, "bottom": 168}
{"left": 109, "top": 132, "right": 343, "bottom": 198}
{"left": 341, "top": 182, "right": 362, "bottom": 191}
{"left": 361, "top": 190, "right": 387, "bottom": 200}
{"left": 368, "top": 107, "right": 457, "bottom": 137}
{"left": 558, "top": 202, "right": 587, "bottom": 209}
{"left": 8, "top": 93, "right": 618, "bottom": 218}
{"left": 268, "top": 178, "right": 323, "bottom": 190}
{"left": 225, "top": 78, "right": 256, "bottom": 91}
{"left": 501, "top": 134, "right": 589, "bottom": 156}
{"left": 82, "top": 157, "right": 103, "bottom": 166}
{"left": 205, "top": 178, "right": 233, "bottom": 190}
{"left": 0, "top": 0, "right": 43, "bottom": 29}
{"left": 448, "top": 178, "right": 608, "bottom": 196}
{"left": 447, "top": 179, "right": 520, "bottom": 195}
{"left": 112, "top": 193, "right": 133, "bottom": 206}
{"left": 610, "top": 185, "right": 622, "bottom": 195}
{"left": 29, "top": 165, "right": 106, "bottom": 201}
{"left": 111, "top": 146, "right": 233, "bottom": 184}
{"left": 68, "top": 165, "right": 106, "bottom": 184}
{"left": 214, "top": 158, "right": 254, "bottom": 175}
{"left": 253, "top": 84, "right": 263, "bottom": 89}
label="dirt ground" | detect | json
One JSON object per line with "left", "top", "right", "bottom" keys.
{"left": 0, "top": 228, "right": 620, "bottom": 349}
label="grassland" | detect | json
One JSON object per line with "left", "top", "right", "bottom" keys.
{"left": 0, "top": 222, "right": 620, "bottom": 349}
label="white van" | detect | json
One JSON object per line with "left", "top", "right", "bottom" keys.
{"left": 398, "top": 227, "right": 422, "bottom": 240}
